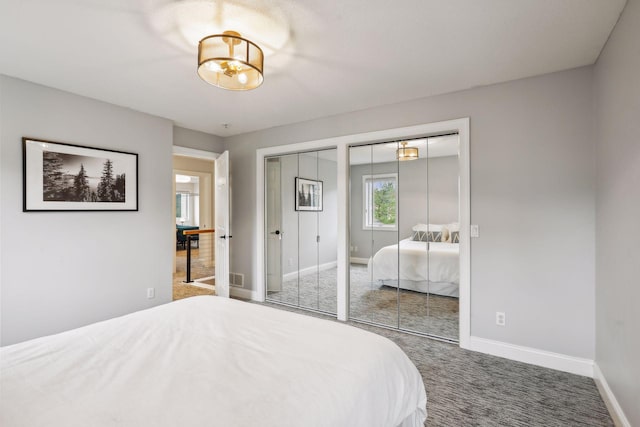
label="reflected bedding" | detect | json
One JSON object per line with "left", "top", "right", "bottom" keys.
{"left": 368, "top": 239, "right": 460, "bottom": 297}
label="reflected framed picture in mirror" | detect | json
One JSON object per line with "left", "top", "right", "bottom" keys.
{"left": 295, "top": 177, "right": 323, "bottom": 211}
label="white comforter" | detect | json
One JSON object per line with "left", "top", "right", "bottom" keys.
{"left": 1, "top": 296, "right": 427, "bottom": 427}
{"left": 369, "top": 239, "right": 460, "bottom": 285}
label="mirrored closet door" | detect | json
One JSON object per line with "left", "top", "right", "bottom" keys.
{"left": 349, "top": 135, "right": 460, "bottom": 340}
{"left": 349, "top": 143, "right": 399, "bottom": 328}
{"left": 265, "top": 149, "right": 337, "bottom": 315}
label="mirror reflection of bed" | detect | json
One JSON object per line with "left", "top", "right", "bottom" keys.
{"left": 349, "top": 135, "right": 460, "bottom": 341}
{"left": 364, "top": 223, "right": 459, "bottom": 338}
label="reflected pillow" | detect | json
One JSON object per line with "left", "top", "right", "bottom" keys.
{"left": 450, "top": 231, "right": 460, "bottom": 243}
{"left": 411, "top": 230, "right": 442, "bottom": 242}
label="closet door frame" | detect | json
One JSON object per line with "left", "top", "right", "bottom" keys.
{"left": 255, "top": 118, "right": 471, "bottom": 349}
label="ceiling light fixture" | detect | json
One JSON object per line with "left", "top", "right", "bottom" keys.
{"left": 396, "top": 142, "right": 419, "bottom": 161}
{"left": 197, "top": 30, "right": 264, "bottom": 90}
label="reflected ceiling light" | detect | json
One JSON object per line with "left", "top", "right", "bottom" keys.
{"left": 176, "top": 174, "right": 192, "bottom": 183}
{"left": 396, "top": 142, "right": 419, "bottom": 161}
{"left": 197, "top": 30, "right": 264, "bottom": 90}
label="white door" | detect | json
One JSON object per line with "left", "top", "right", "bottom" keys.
{"left": 215, "top": 151, "right": 230, "bottom": 298}
{"left": 266, "top": 158, "right": 283, "bottom": 292}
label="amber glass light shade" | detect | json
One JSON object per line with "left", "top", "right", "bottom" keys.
{"left": 197, "top": 31, "right": 264, "bottom": 90}
{"left": 396, "top": 142, "right": 419, "bottom": 161}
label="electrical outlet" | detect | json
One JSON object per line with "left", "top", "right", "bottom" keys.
{"left": 496, "top": 311, "right": 505, "bottom": 326}
{"left": 288, "top": 258, "right": 294, "bottom": 267}
{"left": 147, "top": 288, "right": 155, "bottom": 299}
{"left": 471, "top": 224, "right": 479, "bottom": 238}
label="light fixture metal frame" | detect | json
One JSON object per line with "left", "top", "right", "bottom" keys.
{"left": 197, "top": 32, "right": 264, "bottom": 91}
{"left": 396, "top": 141, "right": 419, "bottom": 161}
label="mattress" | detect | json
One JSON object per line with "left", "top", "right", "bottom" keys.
{"left": 0, "top": 296, "right": 427, "bottom": 427}
{"left": 368, "top": 239, "right": 460, "bottom": 296}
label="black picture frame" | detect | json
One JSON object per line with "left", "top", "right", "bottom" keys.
{"left": 295, "top": 177, "right": 323, "bottom": 211}
{"left": 23, "top": 138, "right": 138, "bottom": 212}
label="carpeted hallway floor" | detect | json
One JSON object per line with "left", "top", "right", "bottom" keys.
{"left": 261, "top": 301, "right": 613, "bottom": 427}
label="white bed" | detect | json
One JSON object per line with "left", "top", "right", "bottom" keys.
{"left": 368, "top": 238, "right": 460, "bottom": 297}
{"left": 0, "top": 296, "right": 427, "bottom": 427}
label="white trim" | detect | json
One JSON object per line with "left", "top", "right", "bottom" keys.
{"left": 349, "top": 257, "right": 369, "bottom": 265}
{"left": 255, "top": 154, "right": 266, "bottom": 303}
{"left": 230, "top": 287, "right": 259, "bottom": 301}
{"left": 458, "top": 118, "right": 471, "bottom": 349}
{"left": 173, "top": 145, "right": 220, "bottom": 160}
{"left": 282, "top": 261, "right": 338, "bottom": 281}
{"left": 336, "top": 144, "right": 349, "bottom": 321}
{"left": 468, "top": 336, "right": 594, "bottom": 377}
{"left": 594, "top": 363, "right": 631, "bottom": 427}
{"left": 255, "top": 118, "right": 471, "bottom": 341}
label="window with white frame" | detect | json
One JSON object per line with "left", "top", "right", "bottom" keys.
{"left": 362, "top": 173, "right": 398, "bottom": 230}
{"left": 176, "top": 192, "right": 190, "bottom": 223}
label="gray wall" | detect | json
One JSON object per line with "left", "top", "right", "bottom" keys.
{"left": 0, "top": 76, "right": 174, "bottom": 345}
{"left": 224, "top": 66, "right": 596, "bottom": 359}
{"left": 278, "top": 152, "right": 338, "bottom": 275}
{"left": 173, "top": 126, "right": 224, "bottom": 153}
{"left": 594, "top": 0, "right": 640, "bottom": 424}
{"left": 350, "top": 156, "right": 459, "bottom": 259}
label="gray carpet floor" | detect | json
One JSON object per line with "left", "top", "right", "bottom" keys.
{"left": 260, "top": 302, "right": 613, "bottom": 427}
{"left": 267, "top": 264, "right": 459, "bottom": 340}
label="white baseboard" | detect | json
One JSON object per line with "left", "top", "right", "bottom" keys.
{"left": 230, "top": 287, "right": 259, "bottom": 301}
{"left": 282, "top": 261, "right": 337, "bottom": 281}
{"left": 593, "top": 363, "right": 631, "bottom": 427}
{"left": 468, "top": 336, "right": 594, "bottom": 377}
{"left": 349, "top": 257, "right": 369, "bottom": 265}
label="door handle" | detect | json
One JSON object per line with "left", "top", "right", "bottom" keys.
{"left": 220, "top": 235, "right": 227, "bottom": 239}
{"left": 270, "top": 230, "right": 282, "bottom": 240}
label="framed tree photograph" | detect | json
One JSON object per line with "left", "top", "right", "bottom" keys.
{"left": 295, "top": 177, "right": 323, "bottom": 211}
{"left": 23, "top": 138, "right": 138, "bottom": 211}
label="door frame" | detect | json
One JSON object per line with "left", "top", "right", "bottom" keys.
{"left": 255, "top": 118, "right": 471, "bottom": 349}
{"left": 172, "top": 146, "right": 220, "bottom": 275}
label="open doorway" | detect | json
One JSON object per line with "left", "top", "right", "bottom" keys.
{"left": 172, "top": 153, "right": 216, "bottom": 300}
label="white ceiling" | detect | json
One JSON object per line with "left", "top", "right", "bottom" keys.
{"left": 0, "top": 0, "right": 626, "bottom": 137}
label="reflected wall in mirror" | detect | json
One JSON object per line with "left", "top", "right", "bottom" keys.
{"left": 265, "top": 149, "right": 338, "bottom": 315}
{"left": 349, "top": 134, "right": 461, "bottom": 340}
